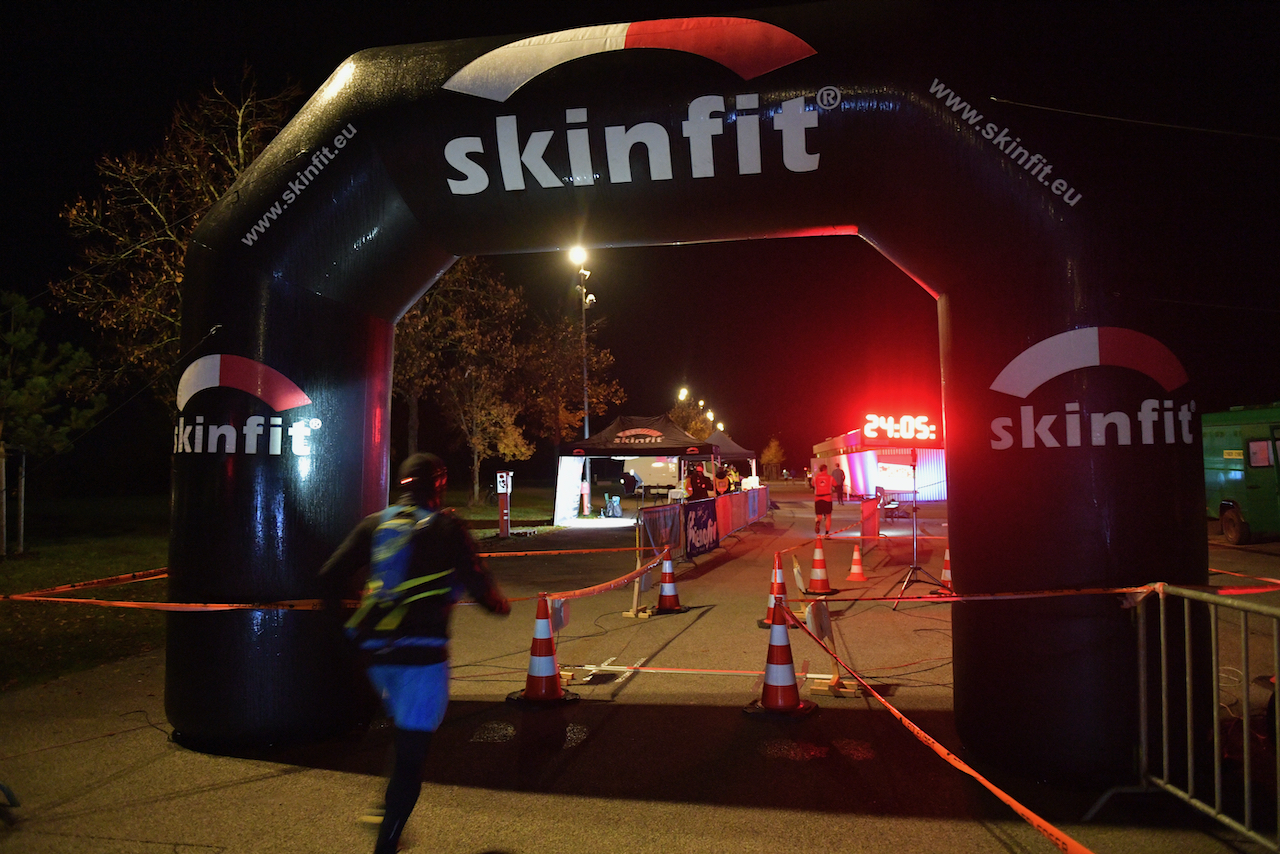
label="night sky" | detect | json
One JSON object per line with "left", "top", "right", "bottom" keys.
{"left": 5, "top": 1, "right": 1276, "bottom": 487}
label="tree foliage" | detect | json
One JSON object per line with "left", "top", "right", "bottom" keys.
{"left": 668, "top": 397, "right": 715, "bottom": 441}
{"left": 395, "top": 260, "right": 629, "bottom": 502}
{"left": 761, "top": 436, "right": 787, "bottom": 481}
{"left": 518, "top": 313, "right": 626, "bottom": 447}
{"left": 0, "top": 293, "right": 106, "bottom": 458}
{"left": 394, "top": 258, "right": 534, "bottom": 503}
{"left": 51, "top": 70, "right": 302, "bottom": 405}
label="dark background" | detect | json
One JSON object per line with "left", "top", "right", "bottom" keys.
{"left": 4, "top": 1, "right": 1276, "bottom": 496}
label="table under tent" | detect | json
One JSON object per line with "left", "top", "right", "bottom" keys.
{"left": 554, "top": 415, "right": 718, "bottom": 525}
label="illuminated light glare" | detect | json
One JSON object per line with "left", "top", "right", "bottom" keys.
{"left": 706, "top": 411, "right": 714, "bottom": 421}
{"left": 319, "top": 61, "right": 356, "bottom": 102}
{"left": 568, "top": 245, "right": 588, "bottom": 266}
{"left": 717, "top": 422, "right": 724, "bottom": 431}
{"left": 297, "top": 455, "right": 313, "bottom": 481}
{"left": 698, "top": 400, "right": 704, "bottom": 408}
{"left": 678, "top": 387, "right": 689, "bottom": 401}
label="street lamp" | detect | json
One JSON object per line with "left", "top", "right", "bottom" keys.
{"left": 570, "top": 246, "right": 593, "bottom": 515}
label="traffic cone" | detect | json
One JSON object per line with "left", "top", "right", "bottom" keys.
{"left": 507, "top": 594, "right": 579, "bottom": 704}
{"left": 655, "top": 547, "right": 688, "bottom": 613}
{"left": 936, "top": 547, "right": 953, "bottom": 594}
{"left": 805, "top": 536, "right": 834, "bottom": 595}
{"left": 758, "top": 552, "right": 794, "bottom": 628}
{"left": 846, "top": 544, "right": 866, "bottom": 582}
{"left": 744, "top": 600, "right": 817, "bottom": 716}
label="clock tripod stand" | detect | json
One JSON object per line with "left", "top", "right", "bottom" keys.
{"left": 892, "top": 448, "right": 947, "bottom": 610}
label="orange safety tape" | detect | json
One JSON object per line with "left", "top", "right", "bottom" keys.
{"left": 3, "top": 594, "right": 328, "bottom": 611}
{"left": 784, "top": 608, "right": 1098, "bottom": 854}
{"left": 1210, "top": 566, "right": 1280, "bottom": 589}
{"left": 787, "top": 579, "right": 1280, "bottom": 606}
{"left": 787, "top": 583, "right": 1155, "bottom": 606}
{"left": 13, "top": 567, "right": 169, "bottom": 597}
{"left": 479, "top": 546, "right": 640, "bottom": 558}
{"left": 5, "top": 594, "right": 315, "bottom": 611}
{"left": 547, "top": 553, "right": 665, "bottom": 601}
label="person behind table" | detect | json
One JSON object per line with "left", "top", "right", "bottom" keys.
{"left": 320, "top": 453, "right": 510, "bottom": 854}
{"left": 684, "top": 463, "right": 713, "bottom": 500}
{"left": 812, "top": 463, "right": 834, "bottom": 535}
{"left": 713, "top": 465, "right": 730, "bottom": 495}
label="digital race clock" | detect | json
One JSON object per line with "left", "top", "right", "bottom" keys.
{"left": 864, "top": 413, "right": 938, "bottom": 441}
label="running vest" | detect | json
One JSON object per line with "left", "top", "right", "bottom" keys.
{"left": 345, "top": 505, "right": 453, "bottom": 639}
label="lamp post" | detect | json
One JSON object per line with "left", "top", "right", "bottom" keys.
{"left": 570, "top": 246, "right": 592, "bottom": 515}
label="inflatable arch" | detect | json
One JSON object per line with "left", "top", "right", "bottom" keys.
{"left": 170, "top": 4, "right": 1244, "bottom": 779}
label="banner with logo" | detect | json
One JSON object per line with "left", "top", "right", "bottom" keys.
{"left": 640, "top": 503, "right": 681, "bottom": 560}
{"left": 683, "top": 499, "right": 719, "bottom": 559}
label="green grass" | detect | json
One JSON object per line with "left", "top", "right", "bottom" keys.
{"left": 0, "top": 497, "right": 170, "bottom": 692}
{"left": 0, "top": 485, "right": 561, "bottom": 692}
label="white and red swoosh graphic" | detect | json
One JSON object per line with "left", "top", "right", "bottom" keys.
{"left": 990, "top": 327, "right": 1188, "bottom": 398}
{"left": 177, "top": 354, "right": 311, "bottom": 412}
{"left": 444, "top": 17, "right": 816, "bottom": 102}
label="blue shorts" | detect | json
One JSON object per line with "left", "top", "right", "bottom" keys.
{"left": 366, "top": 662, "right": 450, "bottom": 732}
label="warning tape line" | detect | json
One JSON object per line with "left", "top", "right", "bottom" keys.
{"left": 12, "top": 567, "right": 169, "bottom": 597}
{"left": 782, "top": 607, "right": 1098, "bottom": 854}
{"left": 776, "top": 526, "right": 947, "bottom": 557}
{"left": 1210, "top": 566, "right": 1280, "bottom": 588}
{"left": 546, "top": 553, "right": 665, "bottom": 602}
{"left": 11, "top": 559, "right": 1275, "bottom": 614}
{"left": 2, "top": 594, "right": 328, "bottom": 612}
{"left": 0, "top": 544, "right": 649, "bottom": 612}
{"left": 785, "top": 580, "right": 1280, "bottom": 607}
{"left": 478, "top": 546, "right": 640, "bottom": 558}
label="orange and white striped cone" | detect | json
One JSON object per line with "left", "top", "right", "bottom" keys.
{"left": 805, "top": 536, "right": 834, "bottom": 595}
{"left": 937, "top": 547, "right": 953, "bottom": 593}
{"left": 846, "top": 544, "right": 866, "bottom": 582}
{"left": 655, "top": 547, "right": 688, "bottom": 613}
{"left": 758, "top": 552, "right": 794, "bottom": 628}
{"left": 507, "top": 594, "right": 579, "bottom": 704}
{"left": 744, "top": 600, "right": 817, "bottom": 716}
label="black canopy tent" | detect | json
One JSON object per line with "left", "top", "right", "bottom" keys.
{"left": 555, "top": 416, "right": 718, "bottom": 524}
{"left": 685, "top": 428, "right": 758, "bottom": 483}
{"left": 561, "top": 415, "right": 718, "bottom": 457}
{"left": 703, "top": 429, "right": 755, "bottom": 460}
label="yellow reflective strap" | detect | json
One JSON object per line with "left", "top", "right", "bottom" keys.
{"left": 388, "top": 569, "right": 453, "bottom": 596}
{"left": 372, "top": 586, "right": 452, "bottom": 632}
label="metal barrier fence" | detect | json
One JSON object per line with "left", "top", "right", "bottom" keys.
{"left": 637, "top": 486, "right": 771, "bottom": 563}
{"left": 1097, "top": 583, "right": 1280, "bottom": 849}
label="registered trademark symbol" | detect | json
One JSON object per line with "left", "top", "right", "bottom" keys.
{"left": 816, "top": 86, "right": 841, "bottom": 110}
{"left": 310, "top": 418, "right": 322, "bottom": 429}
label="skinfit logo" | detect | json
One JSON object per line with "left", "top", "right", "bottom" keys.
{"left": 615, "top": 428, "right": 664, "bottom": 443}
{"left": 441, "top": 17, "right": 822, "bottom": 196}
{"left": 174, "top": 354, "right": 320, "bottom": 457}
{"left": 988, "top": 327, "right": 1196, "bottom": 450}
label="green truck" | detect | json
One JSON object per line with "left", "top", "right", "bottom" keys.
{"left": 1203, "top": 405, "right": 1280, "bottom": 544}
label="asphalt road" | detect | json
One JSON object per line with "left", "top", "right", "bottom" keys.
{"left": 3, "top": 484, "right": 1278, "bottom": 853}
